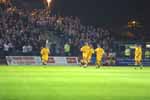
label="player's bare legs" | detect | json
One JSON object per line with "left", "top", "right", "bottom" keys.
{"left": 83, "top": 59, "right": 88, "bottom": 68}
{"left": 96, "top": 58, "right": 102, "bottom": 68}
{"left": 96, "top": 60, "right": 101, "bottom": 68}
{"left": 80, "top": 59, "right": 85, "bottom": 67}
{"left": 135, "top": 60, "right": 143, "bottom": 69}
{"left": 42, "top": 60, "right": 47, "bottom": 65}
{"left": 80, "top": 58, "right": 88, "bottom": 68}
{"left": 134, "top": 60, "right": 138, "bottom": 69}
{"left": 138, "top": 60, "right": 143, "bottom": 69}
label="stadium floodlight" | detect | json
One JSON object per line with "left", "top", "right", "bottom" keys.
{"left": 146, "top": 44, "right": 150, "bottom": 48}
{"left": 132, "top": 21, "right": 136, "bottom": 24}
{"left": 47, "top": 0, "right": 52, "bottom": 8}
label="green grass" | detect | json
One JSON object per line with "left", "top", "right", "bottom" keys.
{"left": 0, "top": 66, "right": 150, "bottom": 100}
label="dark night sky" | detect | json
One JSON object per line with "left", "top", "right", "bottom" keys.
{"left": 51, "top": 0, "right": 150, "bottom": 27}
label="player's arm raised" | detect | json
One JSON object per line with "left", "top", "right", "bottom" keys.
{"left": 40, "top": 49, "right": 43, "bottom": 55}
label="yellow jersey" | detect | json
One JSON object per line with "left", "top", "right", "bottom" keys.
{"left": 80, "top": 45, "right": 91, "bottom": 55}
{"left": 40, "top": 48, "right": 50, "bottom": 57}
{"left": 135, "top": 47, "right": 142, "bottom": 57}
{"left": 89, "top": 48, "right": 94, "bottom": 54}
{"left": 95, "top": 48, "right": 104, "bottom": 57}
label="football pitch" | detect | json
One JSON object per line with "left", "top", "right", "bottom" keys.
{"left": 0, "top": 66, "right": 150, "bottom": 100}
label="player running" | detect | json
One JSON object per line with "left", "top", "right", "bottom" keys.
{"left": 95, "top": 44, "right": 105, "bottom": 68}
{"left": 134, "top": 44, "right": 143, "bottom": 69}
{"left": 87, "top": 44, "right": 95, "bottom": 64}
{"left": 40, "top": 46, "right": 50, "bottom": 65}
{"left": 80, "top": 42, "right": 90, "bottom": 67}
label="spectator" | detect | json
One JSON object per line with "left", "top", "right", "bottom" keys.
{"left": 64, "top": 42, "right": 70, "bottom": 56}
{"left": 0, "top": 39, "right": 3, "bottom": 55}
{"left": 3, "top": 42, "right": 9, "bottom": 56}
{"left": 8, "top": 41, "right": 14, "bottom": 54}
{"left": 0, "top": 6, "right": 114, "bottom": 56}
{"left": 27, "top": 43, "right": 33, "bottom": 53}
{"left": 22, "top": 44, "right": 28, "bottom": 55}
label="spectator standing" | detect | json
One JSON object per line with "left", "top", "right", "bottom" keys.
{"left": 3, "top": 42, "right": 9, "bottom": 56}
{"left": 27, "top": 43, "right": 33, "bottom": 54}
{"left": 64, "top": 42, "right": 70, "bottom": 56}
{"left": 0, "top": 39, "right": 3, "bottom": 56}
{"left": 22, "top": 44, "right": 28, "bottom": 55}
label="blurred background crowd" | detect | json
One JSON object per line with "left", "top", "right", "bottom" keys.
{"left": 0, "top": 1, "right": 114, "bottom": 56}
{"left": 0, "top": 0, "right": 150, "bottom": 59}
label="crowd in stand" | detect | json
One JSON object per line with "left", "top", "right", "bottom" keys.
{"left": 0, "top": 3, "right": 114, "bottom": 56}
{"left": 0, "top": 6, "right": 48, "bottom": 56}
{"left": 55, "top": 16, "right": 114, "bottom": 56}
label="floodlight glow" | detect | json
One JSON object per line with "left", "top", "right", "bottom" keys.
{"left": 146, "top": 44, "right": 150, "bottom": 48}
{"left": 132, "top": 21, "right": 136, "bottom": 24}
{"left": 47, "top": 0, "right": 52, "bottom": 7}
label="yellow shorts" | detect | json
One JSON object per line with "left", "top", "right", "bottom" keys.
{"left": 88, "top": 54, "right": 92, "bottom": 60}
{"left": 135, "top": 58, "right": 142, "bottom": 62}
{"left": 96, "top": 56, "right": 102, "bottom": 62}
{"left": 82, "top": 53, "right": 88, "bottom": 60}
{"left": 135, "top": 56, "right": 142, "bottom": 61}
{"left": 42, "top": 56, "right": 49, "bottom": 62}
